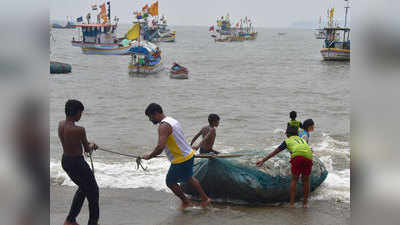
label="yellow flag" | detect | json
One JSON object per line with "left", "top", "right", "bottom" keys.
{"left": 126, "top": 23, "right": 140, "bottom": 40}
{"left": 329, "top": 8, "right": 334, "bottom": 22}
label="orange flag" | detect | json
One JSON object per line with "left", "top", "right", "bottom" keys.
{"left": 99, "top": 3, "right": 106, "bottom": 15}
{"left": 149, "top": 1, "right": 159, "bottom": 16}
{"left": 154, "top": 1, "right": 158, "bottom": 16}
{"left": 142, "top": 4, "right": 148, "bottom": 12}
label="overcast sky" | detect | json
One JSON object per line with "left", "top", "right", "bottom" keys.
{"left": 50, "top": 0, "right": 351, "bottom": 27}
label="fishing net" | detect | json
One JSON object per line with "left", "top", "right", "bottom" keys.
{"left": 182, "top": 150, "right": 328, "bottom": 204}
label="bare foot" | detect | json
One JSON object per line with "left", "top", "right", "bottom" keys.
{"left": 178, "top": 200, "right": 192, "bottom": 211}
{"left": 303, "top": 203, "right": 309, "bottom": 208}
{"left": 200, "top": 198, "right": 211, "bottom": 208}
{"left": 63, "top": 221, "right": 79, "bottom": 225}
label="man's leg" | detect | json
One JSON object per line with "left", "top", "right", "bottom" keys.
{"left": 65, "top": 188, "right": 85, "bottom": 224}
{"left": 79, "top": 163, "right": 99, "bottom": 225}
{"left": 301, "top": 175, "right": 310, "bottom": 208}
{"left": 167, "top": 183, "right": 191, "bottom": 210}
{"left": 186, "top": 177, "right": 211, "bottom": 208}
{"left": 289, "top": 174, "right": 300, "bottom": 207}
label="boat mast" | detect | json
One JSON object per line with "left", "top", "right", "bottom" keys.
{"left": 344, "top": 0, "right": 350, "bottom": 27}
{"left": 107, "top": 1, "right": 111, "bottom": 22}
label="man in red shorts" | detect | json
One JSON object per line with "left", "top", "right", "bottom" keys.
{"left": 256, "top": 126, "right": 313, "bottom": 208}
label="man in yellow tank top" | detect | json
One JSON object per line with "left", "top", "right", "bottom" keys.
{"left": 142, "top": 103, "right": 211, "bottom": 210}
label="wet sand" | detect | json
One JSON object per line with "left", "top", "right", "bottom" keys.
{"left": 51, "top": 185, "right": 350, "bottom": 225}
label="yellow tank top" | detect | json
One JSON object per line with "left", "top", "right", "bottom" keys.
{"left": 161, "top": 117, "right": 194, "bottom": 164}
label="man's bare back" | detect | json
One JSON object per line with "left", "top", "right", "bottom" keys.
{"left": 58, "top": 120, "right": 91, "bottom": 156}
{"left": 200, "top": 125, "right": 216, "bottom": 150}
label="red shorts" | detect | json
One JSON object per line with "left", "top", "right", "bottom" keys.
{"left": 290, "top": 156, "right": 313, "bottom": 176}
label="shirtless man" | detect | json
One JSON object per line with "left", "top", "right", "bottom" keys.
{"left": 191, "top": 114, "right": 220, "bottom": 154}
{"left": 58, "top": 99, "right": 99, "bottom": 225}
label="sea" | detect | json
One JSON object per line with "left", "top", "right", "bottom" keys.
{"left": 50, "top": 24, "right": 350, "bottom": 225}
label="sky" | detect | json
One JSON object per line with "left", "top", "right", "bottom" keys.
{"left": 50, "top": 0, "right": 351, "bottom": 28}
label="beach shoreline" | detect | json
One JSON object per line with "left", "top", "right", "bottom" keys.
{"left": 51, "top": 185, "right": 350, "bottom": 225}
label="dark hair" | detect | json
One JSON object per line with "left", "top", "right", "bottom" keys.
{"left": 286, "top": 125, "right": 299, "bottom": 137}
{"left": 208, "top": 114, "right": 220, "bottom": 124}
{"left": 65, "top": 99, "right": 84, "bottom": 117}
{"left": 302, "top": 119, "right": 315, "bottom": 131}
{"left": 145, "top": 103, "right": 163, "bottom": 116}
{"left": 290, "top": 111, "right": 297, "bottom": 120}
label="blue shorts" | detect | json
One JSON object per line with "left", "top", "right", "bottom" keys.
{"left": 166, "top": 157, "right": 194, "bottom": 185}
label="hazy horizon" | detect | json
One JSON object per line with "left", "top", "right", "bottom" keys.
{"left": 50, "top": 0, "right": 351, "bottom": 28}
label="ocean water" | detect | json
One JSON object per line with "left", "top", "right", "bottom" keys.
{"left": 50, "top": 24, "right": 350, "bottom": 203}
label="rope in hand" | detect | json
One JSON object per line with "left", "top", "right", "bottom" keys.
{"left": 97, "top": 147, "right": 158, "bottom": 171}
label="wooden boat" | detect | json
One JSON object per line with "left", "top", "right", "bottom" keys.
{"left": 128, "top": 41, "right": 163, "bottom": 74}
{"left": 212, "top": 14, "right": 257, "bottom": 42}
{"left": 71, "top": 2, "right": 134, "bottom": 55}
{"left": 169, "top": 63, "right": 188, "bottom": 79}
{"left": 320, "top": 2, "right": 350, "bottom": 61}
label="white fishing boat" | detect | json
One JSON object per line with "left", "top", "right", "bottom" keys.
{"left": 71, "top": 2, "right": 135, "bottom": 55}
{"left": 320, "top": 1, "right": 350, "bottom": 61}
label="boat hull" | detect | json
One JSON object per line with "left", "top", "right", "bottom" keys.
{"left": 128, "top": 61, "right": 164, "bottom": 74}
{"left": 170, "top": 69, "right": 188, "bottom": 79}
{"left": 320, "top": 48, "right": 350, "bottom": 61}
{"left": 170, "top": 73, "right": 188, "bottom": 79}
{"left": 72, "top": 41, "right": 131, "bottom": 55}
{"left": 81, "top": 45, "right": 132, "bottom": 55}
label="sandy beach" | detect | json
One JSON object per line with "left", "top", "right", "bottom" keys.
{"left": 51, "top": 185, "right": 350, "bottom": 225}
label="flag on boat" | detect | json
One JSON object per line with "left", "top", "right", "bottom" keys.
{"left": 149, "top": 1, "right": 159, "bottom": 16}
{"left": 126, "top": 23, "right": 140, "bottom": 40}
{"left": 92, "top": 4, "right": 97, "bottom": 10}
{"left": 142, "top": 4, "right": 148, "bottom": 12}
{"left": 76, "top": 16, "right": 83, "bottom": 22}
{"left": 209, "top": 26, "right": 214, "bottom": 31}
{"left": 100, "top": 3, "right": 106, "bottom": 14}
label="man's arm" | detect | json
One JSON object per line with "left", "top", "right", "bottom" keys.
{"left": 58, "top": 121, "right": 64, "bottom": 144}
{"left": 79, "top": 127, "right": 97, "bottom": 153}
{"left": 190, "top": 128, "right": 203, "bottom": 146}
{"left": 195, "top": 128, "right": 215, "bottom": 149}
{"left": 144, "top": 122, "right": 171, "bottom": 159}
{"left": 256, "top": 141, "right": 286, "bottom": 167}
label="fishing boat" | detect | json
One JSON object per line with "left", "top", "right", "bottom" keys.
{"left": 169, "top": 63, "right": 188, "bottom": 79}
{"left": 320, "top": 1, "right": 350, "bottom": 61}
{"left": 128, "top": 40, "right": 163, "bottom": 74}
{"left": 136, "top": 2, "right": 176, "bottom": 43}
{"left": 71, "top": 2, "right": 136, "bottom": 55}
{"left": 211, "top": 14, "right": 257, "bottom": 42}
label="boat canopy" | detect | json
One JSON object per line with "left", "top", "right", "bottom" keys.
{"left": 128, "top": 41, "right": 158, "bottom": 55}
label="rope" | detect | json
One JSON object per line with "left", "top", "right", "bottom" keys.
{"left": 95, "top": 147, "right": 246, "bottom": 171}
{"left": 97, "top": 147, "right": 159, "bottom": 171}
{"left": 89, "top": 152, "right": 95, "bottom": 174}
